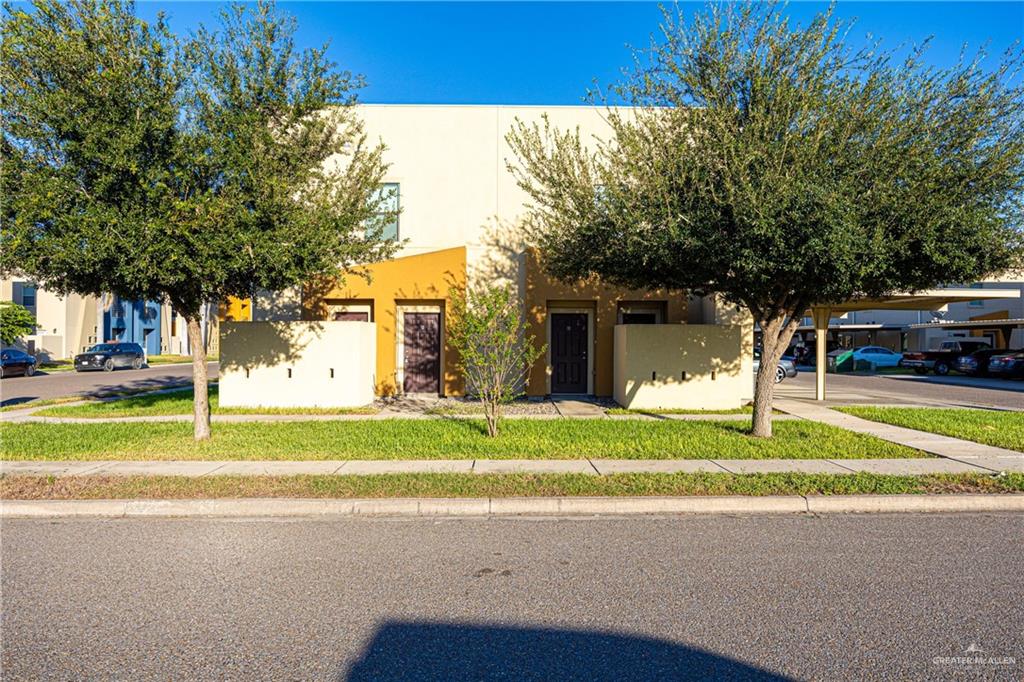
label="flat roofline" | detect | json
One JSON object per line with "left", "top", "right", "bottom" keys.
{"left": 794, "top": 324, "right": 904, "bottom": 331}
{"left": 908, "top": 318, "right": 1024, "bottom": 330}
{"left": 812, "top": 288, "right": 1021, "bottom": 314}
{"left": 356, "top": 102, "right": 629, "bottom": 109}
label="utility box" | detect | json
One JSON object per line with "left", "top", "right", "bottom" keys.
{"left": 826, "top": 349, "right": 854, "bottom": 373}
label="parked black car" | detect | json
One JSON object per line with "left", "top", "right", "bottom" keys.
{"left": 0, "top": 349, "right": 37, "bottom": 377}
{"left": 74, "top": 343, "right": 145, "bottom": 372}
{"left": 987, "top": 350, "right": 1024, "bottom": 379}
{"left": 955, "top": 348, "right": 1013, "bottom": 377}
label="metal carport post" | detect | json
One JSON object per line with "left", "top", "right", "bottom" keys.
{"left": 811, "top": 306, "right": 831, "bottom": 401}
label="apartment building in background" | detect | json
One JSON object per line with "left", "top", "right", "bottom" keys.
{"left": 1, "top": 279, "right": 190, "bottom": 359}
{"left": 792, "top": 272, "right": 1024, "bottom": 353}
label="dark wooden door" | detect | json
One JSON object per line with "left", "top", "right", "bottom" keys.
{"left": 403, "top": 312, "right": 441, "bottom": 394}
{"left": 550, "top": 312, "right": 588, "bottom": 393}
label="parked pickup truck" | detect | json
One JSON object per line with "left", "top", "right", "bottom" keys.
{"left": 901, "top": 340, "right": 992, "bottom": 376}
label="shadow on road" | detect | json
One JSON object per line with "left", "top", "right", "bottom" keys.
{"left": 341, "top": 621, "right": 791, "bottom": 681}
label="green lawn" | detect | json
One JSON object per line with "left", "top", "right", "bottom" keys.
{"left": 34, "top": 386, "right": 376, "bottom": 417}
{"left": 1, "top": 472, "right": 1019, "bottom": 500}
{"left": 1, "top": 418, "right": 926, "bottom": 461}
{"left": 837, "top": 407, "right": 1024, "bottom": 452}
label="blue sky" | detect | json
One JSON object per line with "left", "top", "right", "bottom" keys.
{"left": 136, "top": 2, "right": 1023, "bottom": 105}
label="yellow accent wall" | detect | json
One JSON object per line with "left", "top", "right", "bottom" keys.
{"left": 524, "top": 249, "right": 687, "bottom": 397}
{"left": 304, "top": 247, "right": 467, "bottom": 397}
{"left": 220, "top": 297, "right": 251, "bottom": 322}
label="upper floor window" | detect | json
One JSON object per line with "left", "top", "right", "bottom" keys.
{"left": 20, "top": 284, "right": 36, "bottom": 309}
{"left": 367, "top": 183, "right": 400, "bottom": 241}
{"left": 968, "top": 282, "right": 985, "bottom": 307}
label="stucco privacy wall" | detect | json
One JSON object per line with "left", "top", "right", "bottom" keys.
{"left": 613, "top": 325, "right": 745, "bottom": 410}
{"left": 219, "top": 321, "right": 375, "bottom": 408}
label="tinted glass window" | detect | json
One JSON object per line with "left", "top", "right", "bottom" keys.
{"left": 366, "top": 183, "right": 400, "bottom": 241}
{"left": 88, "top": 344, "right": 117, "bottom": 352}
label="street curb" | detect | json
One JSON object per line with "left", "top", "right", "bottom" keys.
{"left": 2, "top": 494, "right": 1023, "bottom": 518}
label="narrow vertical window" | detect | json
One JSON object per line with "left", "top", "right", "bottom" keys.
{"left": 367, "top": 183, "right": 400, "bottom": 241}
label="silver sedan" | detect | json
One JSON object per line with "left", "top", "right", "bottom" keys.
{"left": 753, "top": 350, "right": 799, "bottom": 383}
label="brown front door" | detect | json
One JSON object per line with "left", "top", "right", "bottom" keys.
{"left": 403, "top": 312, "right": 441, "bottom": 394}
{"left": 550, "top": 312, "right": 588, "bottom": 393}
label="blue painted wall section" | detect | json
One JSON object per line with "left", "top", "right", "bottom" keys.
{"left": 103, "top": 296, "right": 161, "bottom": 356}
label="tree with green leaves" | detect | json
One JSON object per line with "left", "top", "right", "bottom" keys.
{"left": 0, "top": 302, "right": 37, "bottom": 346}
{"left": 508, "top": 2, "right": 1024, "bottom": 437}
{"left": 446, "top": 284, "right": 545, "bottom": 437}
{"left": 1, "top": 0, "right": 397, "bottom": 439}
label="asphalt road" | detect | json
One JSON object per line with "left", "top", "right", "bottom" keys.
{"left": 2, "top": 514, "right": 1022, "bottom": 680}
{"left": 779, "top": 370, "right": 1024, "bottom": 410}
{"left": 0, "top": 362, "right": 218, "bottom": 406}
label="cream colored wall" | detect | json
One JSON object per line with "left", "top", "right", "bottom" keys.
{"left": 356, "top": 105, "right": 616, "bottom": 289}
{"left": 2, "top": 278, "right": 100, "bottom": 358}
{"left": 613, "top": 325, "right": 746, "bottom": 411}
{"left": 219, "top": 321, "right": 376, "bottom": 408}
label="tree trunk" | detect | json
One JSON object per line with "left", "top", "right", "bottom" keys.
{"left": 484, "top": 398, "right": 499, "bottom": 438}
{"left": 186, "top": 314, "right": 211, "bottom": 441}
{"left": 750, "top": 312, "right": 801, "bottom": 438}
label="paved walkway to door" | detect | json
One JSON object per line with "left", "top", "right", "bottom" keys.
{"left": 774, "top": 399, "right": 1023, "bottom": 462}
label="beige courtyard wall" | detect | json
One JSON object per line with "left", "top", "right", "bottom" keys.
{"left": 219, "top": 321, "right": 375, "bottom": 408}
{"left": 613, "top": 325, "right": 745, "bottom": 410}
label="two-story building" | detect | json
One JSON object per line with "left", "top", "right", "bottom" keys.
{"left": 221, "top": 104, "right": 754, "bottom": 408}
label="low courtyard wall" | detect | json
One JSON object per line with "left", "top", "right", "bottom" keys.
{"left": 613, "top": 324, "right": 746, "bottom": 410}
{"left": 219, "top": 321, "right": 375, "bottom": 408}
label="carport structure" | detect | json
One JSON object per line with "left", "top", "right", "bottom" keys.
{"left": 807, "top": 288, "right": 1021, "bottom": 401}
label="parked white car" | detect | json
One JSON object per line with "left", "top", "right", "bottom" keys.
{"left": 850, "top": 346, "right": 904, "bottom": 368}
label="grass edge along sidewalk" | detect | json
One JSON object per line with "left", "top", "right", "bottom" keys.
{"left": 0, "top": 418, "right": 928, "bottom": 461}
{"left": 836, "top": 406, "right": 1024, "bottom": 453}
{"left": 23, "top": 385, "right": 376, "bottom": 417}
{"left": 2, "top": 471, "right": 1022, "bottom": 500}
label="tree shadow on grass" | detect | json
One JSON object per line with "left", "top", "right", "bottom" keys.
{"left": 341, "top": 620, "right": 791, "bottom": 681}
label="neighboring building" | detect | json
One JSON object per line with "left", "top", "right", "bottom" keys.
{"left": 221, "top": 104, "right": 753, "bottom": 407}
{"left": 792, "top": 272, "right": 1024, "bottom": 352}
{"left": 1, "top": 279, "right": 190, "bottom": 359}
{"left": 1, "top": 278, "right": 97, "bottom": 360}
{"left": 100, "top": 295, "right": 163, "bottom": 357}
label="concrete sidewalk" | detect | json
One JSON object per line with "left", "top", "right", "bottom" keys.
{"left": 774, "top": 399, "right": 1023, "bottom": 461}
{"left": 3, "top": 455, "right": 1022, "bottom": 478}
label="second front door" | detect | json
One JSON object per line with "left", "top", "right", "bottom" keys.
{"left": 403, "top": 312, "right": 441, "bottom": 394}
{"left": 550, "top": 312, "right": 588, "bottom": 394}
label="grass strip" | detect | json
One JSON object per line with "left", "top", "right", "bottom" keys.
{"left": 837, "top": 406, "right": 1024, "bottom": 452}
{"left": 37, "top": 354, "right": 211, "bottom": 373}
{"left": 34, "top": 385, "right": 376, "bottom": 417}
{"left": 606, "top": 406, "right": 754, "bottom": 415}
{"left": 0, "top": 418, "right": 926, "bottom": 461}
{"left": 2, "top": 472, "right": 1021, "bottom": 500}
{"left": 0, "top": 384, "right": 199, "bottom": 413}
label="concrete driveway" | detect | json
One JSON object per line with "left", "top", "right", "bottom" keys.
{"left": 0, "top": 362, "right": 218, "bottom": 407}
{"left": 777, "top": 369, "right": 1024, "bottom": 410}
